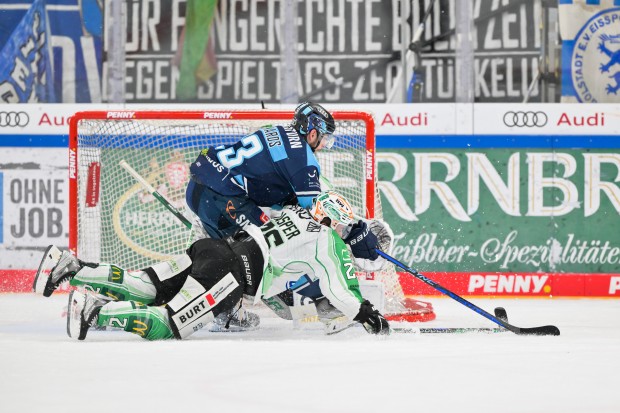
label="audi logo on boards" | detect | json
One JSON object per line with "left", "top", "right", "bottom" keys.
{"left": 0, "top": 111, "right": 29, "bottom": 127}
{"left": 503, "top": 111, "right": 548, "bottom": 127}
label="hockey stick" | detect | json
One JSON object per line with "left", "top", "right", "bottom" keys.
{"left": 116, "top": 173, "right": 539, "bottom": 335}
{"left": 330, "top": 308, "right": 508, "bottom": 335}
{"left": 391, "top": 308, "right": 509, "bottom": 334}
{"left": 393, "top": 327, "right": 506, "bottom": 334}
{"left": 376, "top": 250, "right": 560, "bottom": 336}
{"left": 119, "top": 160, "right": 192, "bottom": 230}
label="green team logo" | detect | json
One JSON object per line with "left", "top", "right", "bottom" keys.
{"left": 128, "top": 316, "right": 153, "bottom": 338}
{"left": 108, "top": 265, "right": 124, "bottom": 284}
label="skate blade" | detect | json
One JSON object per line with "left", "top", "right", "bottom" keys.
{"left": 324, "top": 316, "right": 357, "bottom": 335}
{"left": 33, "top": 245, "right": 63, "bottom": 295}
{"left": 66, "top": 290, "right": 86, "bottom": 340}
{"left": 208, "top": 323, "right": 260, "bottom": 333}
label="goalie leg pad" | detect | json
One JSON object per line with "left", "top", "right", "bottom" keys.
{"left": 166, "top": 273, "right": 240, "bottom": 339}
{"left": 98, "top": 301, "right": 174, "bottom": 340}
{"left": 71, "top": 265, "right": 157, "bottom": 303}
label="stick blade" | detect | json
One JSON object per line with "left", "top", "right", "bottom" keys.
{"left": 419, "top": 327, "right": 506, "bottom": 334}
{"left": 518, "top": 325, "right": 561, "bottom": 336}
{"left": 392, "top": 327, "right": 507, "bottom": 334}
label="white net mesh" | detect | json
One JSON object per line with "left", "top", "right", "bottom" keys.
{"left": 72, "top": 111, "right": 406, "bottom": 315}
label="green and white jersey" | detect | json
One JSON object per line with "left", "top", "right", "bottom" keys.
{"left": 245, "top": 205, "right": 364, "bottom": 320}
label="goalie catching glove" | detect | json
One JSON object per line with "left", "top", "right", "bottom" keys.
{"left": 354, "top": 300, "right": 390, "bottom": 335}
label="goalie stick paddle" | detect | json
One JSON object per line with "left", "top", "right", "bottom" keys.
{"left": 119, "top": 160, "right": 192, "bottom": 230}
{"left": 376, "top": 250, "right": 560, "bottom": 336}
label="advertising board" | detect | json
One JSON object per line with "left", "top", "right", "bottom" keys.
{"left": 0, "top": 103, "right": 618, "bottom": 297}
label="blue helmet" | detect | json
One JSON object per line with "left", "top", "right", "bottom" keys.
{"left": 292, "top": 102, "right": 336, "bottom": 149}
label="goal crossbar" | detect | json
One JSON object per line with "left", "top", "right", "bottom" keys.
{"left": 68, "top": 109, "right": 376, "bottom": 260}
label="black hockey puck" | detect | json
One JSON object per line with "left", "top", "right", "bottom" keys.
{"left": 494, "top": 307, "right": 508, "bottom": 323}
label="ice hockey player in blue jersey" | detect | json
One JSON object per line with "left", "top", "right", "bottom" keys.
{"left": 186, "top": 102, "right": 336, "bottom": 239}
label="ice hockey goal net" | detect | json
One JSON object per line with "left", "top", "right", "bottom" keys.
{"left": 68, "top": 109, "right": 417, "bottom": 318}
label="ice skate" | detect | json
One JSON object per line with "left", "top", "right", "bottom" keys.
{"left": 315, "top": 297, "right": 356, "bottom": 335}
{"left": 66, "top": 290, "right": 107, "bottom": 340}
{"left": 33, "top": 245, "right": 83, "bottom": 297}
{"left": 209, "top": 306, "right": 260, "bottom": 332}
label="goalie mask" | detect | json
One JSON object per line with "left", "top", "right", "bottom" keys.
{"left": 292, "top": 102, "right": 336, "bottom": 150}
{"left": 310, "top": 191, "right": 354, "bottom": 231}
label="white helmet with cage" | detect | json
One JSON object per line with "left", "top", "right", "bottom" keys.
{"left": 310, "top": 190, "right": 355, "bottom": 232}
{"left": 311, "top": 190, "right": 393, "bottom": 272}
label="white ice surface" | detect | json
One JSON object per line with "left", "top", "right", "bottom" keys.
{"left": 0, "top": 293, "right": 619, "bottom": 413}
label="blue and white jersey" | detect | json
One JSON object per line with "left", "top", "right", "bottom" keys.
{"left": 189, "top": 125, "right": 321, "bottom": 208}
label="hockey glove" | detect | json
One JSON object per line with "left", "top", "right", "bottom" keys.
{"left": 368, "top": 219, "right": 394, "bottom": 254}
{"left": 353, "top": 300, "right": 390, "bottom": 335}
{"left": 344, "top": 221, "right": 379, "bottom": 261}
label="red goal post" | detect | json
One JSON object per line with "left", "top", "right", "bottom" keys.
{"left": 68, "top": 109, "right": 377, "bottom": 267}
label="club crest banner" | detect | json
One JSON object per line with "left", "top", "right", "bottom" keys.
{"left": 559, "top": 0, "right": 620, "bottom": 103}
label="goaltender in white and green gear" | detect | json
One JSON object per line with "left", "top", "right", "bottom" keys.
{"left": 33, "top": 191, "right": 390, "bottom": 340}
